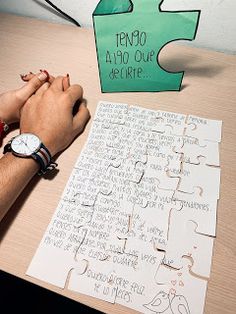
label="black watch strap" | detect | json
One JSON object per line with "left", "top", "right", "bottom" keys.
{"left": 3, "top": 142, "right": 12, "bottom": 154}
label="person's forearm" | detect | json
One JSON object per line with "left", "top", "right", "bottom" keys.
{"left": 0, "top": 153, "right": 38, "bottom": 221}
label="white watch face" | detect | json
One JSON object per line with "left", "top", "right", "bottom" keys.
{"left": 11, "top": 133, "right": 41, "bottom": 156}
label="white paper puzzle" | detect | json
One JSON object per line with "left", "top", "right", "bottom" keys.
{"left": 27, "top": 101, "right": 222, "bottom": 313}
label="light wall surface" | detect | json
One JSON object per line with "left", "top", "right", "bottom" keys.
{"left": 0, "top": 0, "right": 235, "bottom": 54}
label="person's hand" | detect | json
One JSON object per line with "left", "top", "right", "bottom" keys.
{"left": 0, "top": 70, "right": 50, "bottom": 125}
{"left": 20, "top": 76, "right": 90, "bottom": 157}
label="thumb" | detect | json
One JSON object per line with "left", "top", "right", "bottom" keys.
{"left": 16, "top": 70, "right": 49, "bottom": 102}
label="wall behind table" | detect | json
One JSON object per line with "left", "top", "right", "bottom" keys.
{"left": 0, "top": 0, "right": 235, "bottom": 54}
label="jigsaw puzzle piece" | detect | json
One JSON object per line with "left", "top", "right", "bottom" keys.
{"left": 58, "top": 155, "right": 136, "bottom": 259}
{"left": 126, "top": 105, "right": 153, "bottom": 132}
{"left": 175, "top": 136, "right": 220, "bottom": 166}
{"left": 146, "top": 132, "right": 184, "bottom": 179}
{"left": 147, "top": 131, "right": 184, "bottom": 156}
{"left": 105, "top": 125, "right": 129, "bottom": 150}
{"left": 107, "top": 172, "right": 179, "bottom": 257}
{"left": 68, "top": 250, "right": 162, "bottom": 312}
{"left": 77, "top": 153, "right": 122, "bottom": 173}
{"left": 125, "top": 140, "right": 148, "bottom": 164}
{"left": 96, "top": 109, "right": 149, "bottom": 185}
{"left": 94, "top": 0, "right": 200, "bottom": 92}
{"left": 26, "top": 245, "right": 86, "bottom": 288}
{"left": 81, "top": 122, "right": 125, "bottom": 163}
{"left": 104, "top": 169, "right": 168, "bottom": 255}
{"left": 127, "top": 106, "right": 186, "bottom": 136}
{"left": 68, "top": 258, "right": 117, "bottom": 303}
{"left": 50, "top": 207, "right": 94, "bottom": 261}
{"left": 127, "top": 106, "right": 183, "bottom": 135}
{"left": 93, "top": 101, "right": 129, "bottom": 126}
{"left": 145, "top": 153, "right": 180, "bottom": 191}
{"left": 26, "top": 216, "right": 89, "bottom": 288}
{"left": 120, "top": 182, "right": 183, "bottom": 258}
{"left": 125, "top": 188, "right": 178, "bottom": 253}
{"left": 114, "top": 252, "right": 164, "bottom": 313}
{"left": 62, "top": 166, "right": 114, "bottom": 207}
{"left": 83, "top": 113, "right": 126, "bottom": 156}
{"left": 172, "top": 162, "right": 221, "bottom": 199}
{"left": 68, "top": 145, "right": 123, "bottom": 207}
{"left": 127, "top": 177, "right": 155, "bottom": 209}
{"left": 105, "top": 162, "right": 147, "bottom": 211}
{"left": 125, "top": 205, "right": 169, "bottom": 253}
{"left": 172, "top": 189, "right": 218, "bottom": 237}
{"left": 105, "top": 211, "right": 131, "bottom": 255}
{"left": 70, "top": 244, "right": 164, "bottom": 313}
{"left": 185, "top": 115, "right": 222, "bottom": 143}
{"left": 164, "top": 217, "right": 214, "bottom": 278}
{"left": 150, "top": 258, "right": 208, "bottom": 314}
{"left": 66, "top": 122, "right": 125, "bottom": 207}
{"left": 73, "top": 186, "right": 134, "bottom": 264}
{"left": 151, "top": 110, "right": 187, "bottom": 136}
{"left": 121, "top": 155, "right": 147, "bottom": 183}
{"left": 145, "top": 129, "right": 183, "bottom": 189}
{"left": 53, "top": 201, "right": 94, "bottom": 241}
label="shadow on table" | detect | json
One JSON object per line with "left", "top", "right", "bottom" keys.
{"left": 0, "top": 270, "right": 103, "bottom": 313}
{"left": 160, "top": 53, "right": 227, "bottom": 78}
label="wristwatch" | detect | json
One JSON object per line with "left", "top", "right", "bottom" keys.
{"left": 3, "top": 133, "right": 58, "bottom": 175}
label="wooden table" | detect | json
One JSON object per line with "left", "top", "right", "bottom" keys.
{"left": 0, "top": 13, "right": 236, "bottom": 314}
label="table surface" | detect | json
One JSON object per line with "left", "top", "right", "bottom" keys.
{"left": 0, "top": 13, "right": 236, "bottom": 314}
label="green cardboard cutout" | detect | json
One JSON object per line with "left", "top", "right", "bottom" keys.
{"left": 93, "top": 0, "right": 201, "bottom": 92}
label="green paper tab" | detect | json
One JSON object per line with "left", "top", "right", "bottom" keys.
{"left": 93, "top": 0, "right": 200, "bottom": 92}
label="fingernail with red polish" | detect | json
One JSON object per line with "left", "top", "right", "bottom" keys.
{"left": 66, "top": 73, "right": 70, "bottom": 85}
{"left": 20, "top": 74, "right": 28, "bottom": 81}
{"left": 38, "top": 69, "right": 50, "bottom": 82}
